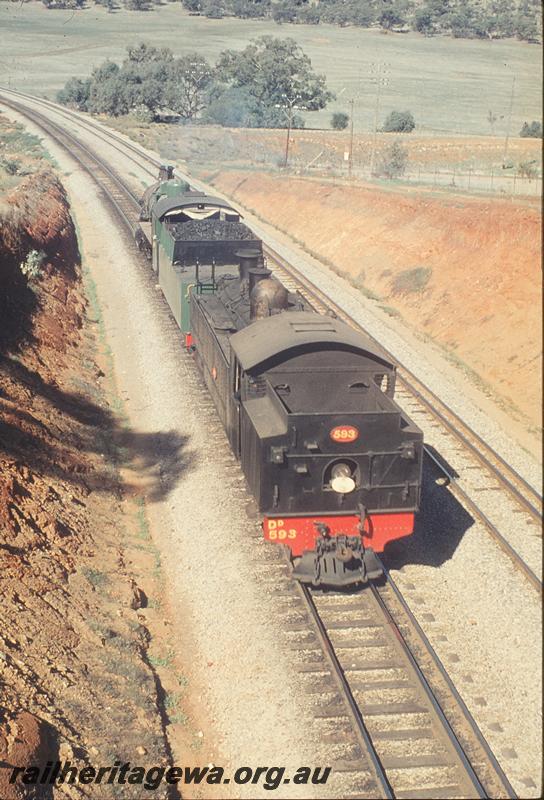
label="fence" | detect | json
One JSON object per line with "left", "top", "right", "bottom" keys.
{"left": 292, "top": 162, "right": 542, "bottom": 198}
{"left": 391, "top": 166, "right": 542, "bottom": 197}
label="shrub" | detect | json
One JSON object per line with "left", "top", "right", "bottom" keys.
{"left": 123, "top": 0, "right": 151, "bottom": 8}
{"left": 518, "top": 161, "right": 538, "bottom": 178}
{"left": 204, "top": 87, "right": 258, "bottom": 127}
{"left": 272, "top": 4, "right": 297, "bottom": 24}
{"left": 20, "top": 250, "right": 46, "bottom": 281}
{"left": 377, "top": 141, "right": 408, "bottom": 178}
{"left": 382, "top": 110, "right": 415, "bottom": 133}
{"left": 331, "top": 112, "right": 349, "bottom": 130}
{"left": 519, "top": 120, "right": 542, "bottom": 138}
{"left": 298, "top": 7, "right": 320, "bottom": 24}
{"left": 203, "top": 0, "right": 225, "bottom": 17}
{"left": 414, "top": 8, "right": 435, "bottom": 34}
{"left": 132, "top": 104, "right": 155, "bottom": 123}
{"left": 0, "top": 158, "right": 21, "bottom": 175}
{"left": 231, "top": 0, "right": 269, "bottom": 17}
{"left": 56, "top": 77, "right": 91, "bottom": 111}
{"left": 392, "top": 266, "right": 432, "bottom": 294}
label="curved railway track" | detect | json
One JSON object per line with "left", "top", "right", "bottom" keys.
{"left": 3, "top": 91, "right": 541, "bottom": 514}
{"left": 1, "top": 89, "right": 540, "bottom": 593}
{"left": 0, "top": 89, "right": 532, "bottom": 797}
{"left": 2, "top": 90, "right": 540, "bottom": 509}
{"left": 266, "top": 258, "right": 542, "bottom": 592}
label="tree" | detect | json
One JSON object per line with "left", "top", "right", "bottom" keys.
{"left": 272, "top": 2, "right": 297, "bottom": 23}
{"left": 382, "top": 110, "right": 415, "bottom": 133}
{"left": 123, "top": 0, "right": 151, "bottom": 9}
{"left": 331, "top": 111, "right": 349, "bottom": 130}
{"left": 121, "top": 46, "right": 174, "bottom": 118}
{"left": 205, "top": 86, "right": 260, "bottom": 127}
{"left": 164, "top": 54, "right": 214, "bottom": 120}
{"left": 231, "top": 0, "right": 270, "bottom": 18}
{"left": 514, "top": 1, "right": 540, "bottom": 41}
{"left": 298, "top": 6, "right": 320, "bottom": 23}
{"left": 216, "top": 36, "right": 334, "bottom": 128}
{"left": 42, "top": 0, "right": 84, "bottom": 7}
{"left": 56, "top": 77, "right": 91, "bottom": 111}
{"left": 485, "top": 0, "right": 515, "bottom": 38}
{"left": 203, "top": 0, "right": 225, "bottom": 17}
{"left": 378, "top": 141, "right": 409, "bottom": 178}
{"left": 321, "top": 1, "right": 375, "bottom": 26}
{"left": 57, "top": 44, "right": 214, "bottom": 121}
{"left": 414, "top": 7, "right": 435, "bottom": 33}
{"left": 89, "top": 75, "right": 133, "bottom": 116}
{"left": 517, "top": 160, "right": 538, "bottom": 178}
{"left": 519, "top": 121, "right": 542, "bottom": 138}
{"left": 379, "top": 1, "right": 408, "bottom": 30}
{"left": 125, "top": 43, "right": 174, "bottom": 64}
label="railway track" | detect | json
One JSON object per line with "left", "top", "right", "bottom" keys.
{"left": 267, "top": 258, "right": 542, "bottom": 591}
{"left": 2, "top": 93, "right": 540, "bottom": 515}
{"left": 297, "top": 575, "right": 514, "bottom": 799}
{"left": 3, "top": 88, "right": 540, "bottom": 592}
{"left": 0, "top": 90, "right": 532, "bottom": 797}
{"left": 267, "top": 257, "right": 541, "bottom": 522}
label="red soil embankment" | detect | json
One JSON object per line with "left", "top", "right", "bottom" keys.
{"left": 212, "top": 171, "right": 541, "bottom": 429}
{"left": 0, "top": 171, "right": 166, "bottom": 797}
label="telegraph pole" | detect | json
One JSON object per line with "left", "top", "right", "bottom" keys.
{"left": 502, "top": 74, "right": 516, "bottom": 167}
{"left": 348, "top": 97, "right": 354, "bottom": 179}
{"left": 284, "top": 106, "right": 292, "bottom": 168}
{"left": 277, "top": 92, "right": 302, "bottom": 169}
{"left": 368, "top": 62, "right": 389, "bottom": 177}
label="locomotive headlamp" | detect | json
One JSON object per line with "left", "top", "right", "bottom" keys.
{"left": 400, "top": 442, "right": 416, "bottom": 460}
{"left": 330, "top": 463, "right": 356, "bottom": 494}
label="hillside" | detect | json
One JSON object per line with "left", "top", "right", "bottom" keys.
{"left": 209, "top": 169, "right": 541, "bottom": 432}
{"left": 1, "top": 4, "right": 540, "bottom": 136}
{"left": 0, "top": 125, "right": 170, "bottom": 798}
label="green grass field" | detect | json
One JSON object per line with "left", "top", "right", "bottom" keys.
{"left": 0, "top": 3, "right": 541, "bottom": 136}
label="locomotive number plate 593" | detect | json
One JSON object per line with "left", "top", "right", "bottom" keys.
{"left": 330, "top": 425, "right": 359, "bottom": 442}
{"left": 265, "top": 519, "right": 297, "bottom": 540}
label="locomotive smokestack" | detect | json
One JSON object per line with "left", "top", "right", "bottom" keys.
{"left": 158, "top": 165, "right": 174, "bottom": 181}
{"left": 235, "top": 249, "right": 261, "bottom": 283}
{"left": 248, "top": 267, "right": 272, "bottom": 296}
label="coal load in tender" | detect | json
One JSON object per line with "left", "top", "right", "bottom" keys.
{"left": 171, "top": 220, "right": 258, "bottom": 242}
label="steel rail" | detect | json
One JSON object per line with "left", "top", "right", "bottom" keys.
{"left": 2, "top": 88, "right": 540, "bottom": 527}
{"left": 2, "top": 91, "right": 522, "bottom": 798}
{"left": 0, "top": 96, "right": 143, "bottom": 232}
{"left": 367, "top": 583, "right": 487, "bottom": 799}
{"left": 0, "top": 93, "right": 403, "bottom": 798}
{"left": 2, "top": 90, "right": 539, "bottom": 592}
{"left": 424, "top": 446, "right": 541, "bottom": 590}
{"left": 0, "top": 88, "right": 160, "bottom": 182}
{"left": 392, "top": 374, "right": 541, "bottom": 522}
{"left": 379, "top": 565, "right": 516, "bottom": 798}
{"left": 296, "top": 572, "right": 515, "bottom": 799}
{"left": 298, "top": 582, "right": 395, "bottom": 799}
{"left": 269, "top": 255, "right": 541, "bottom": 590}
{"left": 264, "top": 245, "right": 542, "bottom": 524}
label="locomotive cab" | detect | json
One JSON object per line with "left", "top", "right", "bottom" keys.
{"left": 229, "top": 312, "right": 423, "bottom": 587}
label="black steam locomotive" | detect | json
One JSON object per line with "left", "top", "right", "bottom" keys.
{"left": 137, "top": 168, "right": 423, "bottom": 587}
